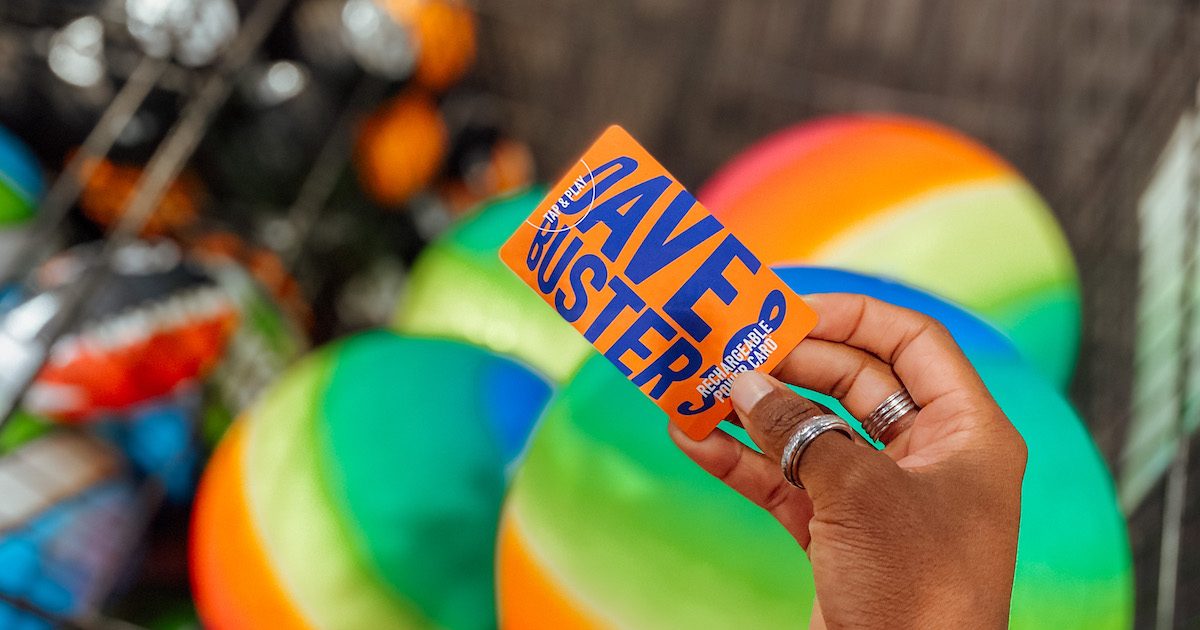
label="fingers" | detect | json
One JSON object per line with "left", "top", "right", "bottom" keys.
{"left": 668, "top": 424, "right": 815, "bottom": 546}
{"left": 809, "top": 600, "right": 828, "bottom": 630}
{"left": 730, "top": 372, "right": 901, "bottom": 509}
{"left": 730, "top": 371, "right": 830, "bottom": 461}
{"left": 802, "top": 294, "right": 990, "bottom": 407}
{"left": 796, "top": 429, "right": 896, "bottom": 509}
{"left": 772, "top": 337, "right": 903, "bottom": 422}
{"left": 772, "top": 339, "right": 920, "bottom": 457}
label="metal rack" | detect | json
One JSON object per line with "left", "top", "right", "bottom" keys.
{"left": 0, "top": 1, "right": 397, "bottom": 626}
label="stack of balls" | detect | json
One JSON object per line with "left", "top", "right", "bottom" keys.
{"left": 0, "top": 239, "right": 243, "bottom": 511}
{"left": 351, "top": 0, "right": 477, "bottom": 210}
{"left": 191, "top": 115, "right": 1132, "bottom": 630}
{"left": 349, "top": 1, "right": 534, "bottom": 217}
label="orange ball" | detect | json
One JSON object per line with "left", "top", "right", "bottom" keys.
{"left": 77, "top": 155, "right": 203, "bottom": 237}
{"left": 355, "top": 92, "right": 448, "bottom": 207}
{"left": 385, "top": 0, "right": 477, "bottom": 91}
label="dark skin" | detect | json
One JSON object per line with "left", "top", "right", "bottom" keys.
{"left": 669, "top": 294, "right": 1027, "bottom": 630}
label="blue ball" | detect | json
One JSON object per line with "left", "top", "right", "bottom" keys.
{"left": 773, "top": 266, "right": 1022, "bottom": 362}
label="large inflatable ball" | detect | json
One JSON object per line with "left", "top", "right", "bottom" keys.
{"left": 0, "top": 125, "right": 44, "bottom": 273}
{"left": 394, "top": 188, "right": 593, "bottom": 382}
{"left": 0, "top": 422, "right": 142, "bottom": 628}
{"left": 699, "top": 116, "right": 1081, "bottom": 386}
{"left": 190, "top": 332, "right": 552, "bottom": 630}
{"left": 498, "top": 268, "right": 1131, "bottom": 630}
{"left": 13, "top": 240, "right": 238, "bottom": 422}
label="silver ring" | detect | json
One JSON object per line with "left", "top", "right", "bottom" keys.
{"left": 780, "top": 414, "right": 855, "bottom": 489}
{"left": 863, "top": 389, "right": 920, "bottom": 444}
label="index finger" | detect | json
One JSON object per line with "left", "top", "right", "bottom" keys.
{"left": 800, "top": 293, "right": 990, "bottom": 407}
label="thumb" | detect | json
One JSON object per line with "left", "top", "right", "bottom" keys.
{"left": 731, "top": 371, "right": 897, "bottom": 504}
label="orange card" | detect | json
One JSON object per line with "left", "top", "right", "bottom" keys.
{"left": 500, "top": 126, "right": 818, "bottom": 439}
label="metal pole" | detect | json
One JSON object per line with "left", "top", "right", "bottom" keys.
{"left": 0, "top": 55, "right": 169, "bottom": 284}
{"left": 281, "top": 76, "right": 385, "bottom": 269}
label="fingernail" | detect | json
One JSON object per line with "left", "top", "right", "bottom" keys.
{"left": 731, "top": 371, "right": 776, "bottom": 418}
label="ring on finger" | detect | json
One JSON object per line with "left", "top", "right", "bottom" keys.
{"left": 780, "top": 414, "right": 855, "bottom": 489}
{"left": 863, "top": 388, "right": 920, "bottom": 444}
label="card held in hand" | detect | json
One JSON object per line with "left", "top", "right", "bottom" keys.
{"left": 499, "top": 125, "right": 818, "bottom": 440}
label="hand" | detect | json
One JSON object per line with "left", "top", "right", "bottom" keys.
{"left": 669, "top": 294, "right": 1026, "bottom": 630}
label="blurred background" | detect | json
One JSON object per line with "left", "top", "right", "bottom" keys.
{"left": 0, "top": 0, "right": 1196, "bottom": 628}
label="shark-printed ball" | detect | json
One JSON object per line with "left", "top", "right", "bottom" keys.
{"left": 8, "top": 241, "right": 239, "bottom": 422}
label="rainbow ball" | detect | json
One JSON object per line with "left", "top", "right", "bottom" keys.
{"left": 700, "top": 115, "right": 1081, "bottom": 386}
{"left": 394, "top": 188, "right": 594, "bottom": 382}
{"left": 191, "top": 331, "right": 551, "bottom": 630}
{"left": 498, "top": 267, "right": 1130, "bottom": 630}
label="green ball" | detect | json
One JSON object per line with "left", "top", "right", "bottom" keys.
{"left": 194, "top": 331, "right": 550, "bottom": 629}
{"left": 394, "top": 188, "right": 594, "bottom": 382}
{"left": 501, "top": 350, "right": 1130, "bottom": 629}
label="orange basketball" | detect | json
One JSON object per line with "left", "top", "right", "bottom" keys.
{"left": 385, "top": 0, "right": 477, "bottom": 91}
{"left": 355, "top": 92, "right": 448, "bottom": 207}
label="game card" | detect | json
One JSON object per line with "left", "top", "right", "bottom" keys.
{"left": 500, "top": 126, "right": 818, "bottom": 440}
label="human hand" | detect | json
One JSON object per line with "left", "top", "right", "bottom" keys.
{"left": 669, "top": 293, "right": 1026, "bottom": 630}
